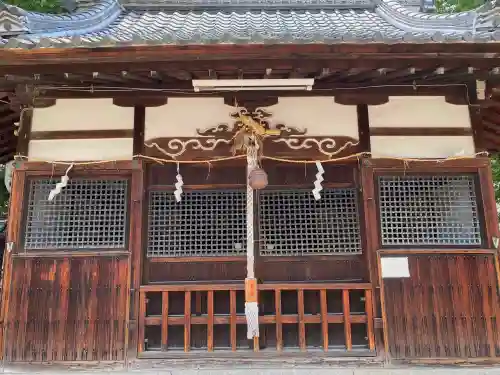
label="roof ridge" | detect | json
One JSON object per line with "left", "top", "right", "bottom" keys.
{"left": 0, "top": 2, "right": 28, "bottom": 36}
{"left": 474, "top": 0, "right": 500, "bottom": 30}
{"left": 375, "top": 0, "right": 474, "bottom": 32}
{"left": 375, "top": 0, "right": 500, "bottom": 35}
{"left": 117, "top": 0, "right": 375, "bottom": 11}
{"left": 1, "top": 0, "right": 500, "bottom": 48}
{"left": 0, "top": 0, "right": 123, "bottom": 37}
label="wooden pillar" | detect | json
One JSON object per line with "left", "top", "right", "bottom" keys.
{"left": 127, "top": 160, "right": 145, "bottom": 360}
{"left": 478, "top": 159, "right": 500, "bottom": 308}
{"left": 359, "top": 158, "right": 386, "bottom": 359}
{"left": 133, "top": 106, "right": 145, "bottom": 155}
{"left": 0, "top": 163, "right": 26, "bottom": 361}
{"left": 468, "top": 80, "right": 486, "bottom": 153}
{"left": 357, "top": 104, "right": 371, "bottom": 153}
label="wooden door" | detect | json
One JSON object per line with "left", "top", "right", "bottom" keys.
{"left": 382, "top": 254, "right": 500, "bottom": 359}
{"left": 3, "top": 256, "right": 129, "bottom": 362}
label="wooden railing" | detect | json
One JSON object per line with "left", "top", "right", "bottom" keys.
{"left": 138, "top": 283, "right": 374, "bottom": 354}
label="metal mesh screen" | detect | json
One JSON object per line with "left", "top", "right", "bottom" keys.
{"left": 147, "top": 189, "right": 246, "bottom": 257}
{"left": 24, "top": 178, "right": 129, "bottom": 250}
{"left": 258, "top": 189, "right": 362, "bottom": 256}
{"left": 378, "top": 175, "right": 482, "bottom": 246}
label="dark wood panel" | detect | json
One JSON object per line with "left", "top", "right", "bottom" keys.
{"left": 147, "top": 260, "right": 246, "bottom": 283}
{"left": 4, "top": 256, "right": 129, "bottom": 362}
{"left": 262, "top": 162, "right": 358, "bottom": 187}
{"left": 148, "top": 163, "right": 246, "bottom": 187}
{"left": 148, "top": 162, "right": 357, "bottom": 188}
{"left": 147, "top": 256, "right": 365, "bottom": 284}
{"left": 383, "top": 254, "right": 500, "bottom": 359}
{"left": 258, "top": 255, "right": 367, "bottom": 283}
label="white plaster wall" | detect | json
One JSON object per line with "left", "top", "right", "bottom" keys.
{"left": 145, "top": 98, "right": 232, "bottom": 139}
{"left": 31, "top": 99, "right": 134, "bottom": 131}
{"left": 266, "top": 97, "right": 358, "bottom": 138}
{"left": 369, "top": 97, "right": 471, "bottom": 128}
{"left": 145, "top": 97, "right": 359, "bottom": 140}
{"left": 28, "top": 139, "right": 133, "bottom": 161}
{"left": 370, "top": 136, "right": 475, "bottom": 158}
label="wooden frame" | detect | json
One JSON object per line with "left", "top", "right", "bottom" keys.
{"left": 15, "top": 166, "right": 135, "bottom": 256}
{"left": 137, "top": 282, "right": 374, "bottom": 356}
{"left": 359, "top": 156, "right": 500, "bottom": 362}
{"left": 141, "top": 161, "right": 368, "bottom": 285}
{"left": 0, "top": 160, "right": 144, "bottom": 362}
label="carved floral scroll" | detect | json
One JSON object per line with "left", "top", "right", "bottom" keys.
{"left": 144, "top": 108, "right": 360, "bottom": 160}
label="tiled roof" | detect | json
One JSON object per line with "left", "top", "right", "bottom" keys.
{"left": 0, "top": 0, "right": 499, "bottom": 48}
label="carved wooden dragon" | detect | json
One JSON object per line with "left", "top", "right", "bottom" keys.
{"left": 230, "top": 108, "right": 280, "bottom": 155}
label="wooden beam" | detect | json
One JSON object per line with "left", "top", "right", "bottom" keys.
{"left": 223, "top": 94, "right": 278, "bottom": 110}
{"left": 39, "top": 85, "right": 469, "bottom": 100}
{"left": 445, "top": 93, "right": 468, "bottom": 105}
{"left": 30, "top": 129, "right": 134, "bottom": 140}
{"left": 370, "top": 127, "right": 473, "bottom": 136}
{"left": 335, "top": 94, "right": 388, "bottom": 106}
{"left": 0, "top": 44, "right": 500, "bottom": 75}
{"left": 32, "top": 98, "right": 56, "bottom": 108}
{"left": 113, "top": 97, "right": 167, "bottom": 107}
{"left": 15, "top": 108, "right": 32, "bottom": 156}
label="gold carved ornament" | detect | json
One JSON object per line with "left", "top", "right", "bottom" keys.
{"left": 230, "top": 107, "right": 280, "bottom": 156}
{"left": 143, "top": 106, "right": 361, "bottom": 161}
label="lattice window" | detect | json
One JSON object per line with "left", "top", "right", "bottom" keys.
{"left": 378, "top": 175, "right": 482, "bottom": 247}
{"left": 147, "top": 189, "right": 246, "bottom": 257}
{"left": 258, "top": 189, "right": 362, "bottom": 256}
{"left": 24, "top": 178, "right": 129, "bottom": 250}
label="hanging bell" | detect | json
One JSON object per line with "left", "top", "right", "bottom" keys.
{"left": 248, "top": 168, "right": 268, "bottom": 190}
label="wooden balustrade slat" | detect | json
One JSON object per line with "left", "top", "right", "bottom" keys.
{"left": 230, "top": 290, "right": 237, "bottom": 351}
{"left": 275, "top": 290, "right": 283, "bottom": 351}
{"left": 145, "top": 314, "right": 367, "bottom": 326}
{"left": 342, "top": 289, "right": 352, "bottom": 351}
{"left": 184, "top": 291, "right": 191, "bottom": 352}
{"left": 365, "top": 289, "right": 375, "bottom": 351}
{"left": 253, "top": 290, "right": 260, "bottom": 352}
{"left": 207, "top": 290, "right": 214, "bottom": 352}
{"left": 138, "top": 292, "right": 146, "bottom": 353}
{"left": 138, "top": 284, "right": 372, "bottom": 355}
{"left": 298, "top": 289, "right": 306, "bottom": 351}
{"left": 140, "top": 283, "right": 371, "bottom": 292}
{"left": 141, "top": 284, "right": 245, "bottom": 292}
{"left": 258, "top": 283, "right": 371, "bottom": 291}
{"left": 161, "top": 291, "right": 169, "bottom": 351}
{"left": 320, "top": 289, "right": 328, "bottom": 352}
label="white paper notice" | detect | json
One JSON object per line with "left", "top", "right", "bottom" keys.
{"left": 381, "top": 257, "right": 410, "bottom": 278}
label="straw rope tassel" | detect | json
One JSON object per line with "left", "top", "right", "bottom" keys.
{"left": 245, "top": 144, "right": 259, "bottom": 340}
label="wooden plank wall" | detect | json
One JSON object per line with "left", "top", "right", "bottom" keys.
{"left": 383, "top": 254, "right": 500, "bottom": 359}
{"left": 3, "top": 256, "right": 129, "bottom": 362}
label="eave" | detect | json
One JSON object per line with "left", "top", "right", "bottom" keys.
{"left": 0, "top": 43, "right": 498, "bottom": 162}
{"left": 0, "top": 43, "right": 500, "bottom": 72}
